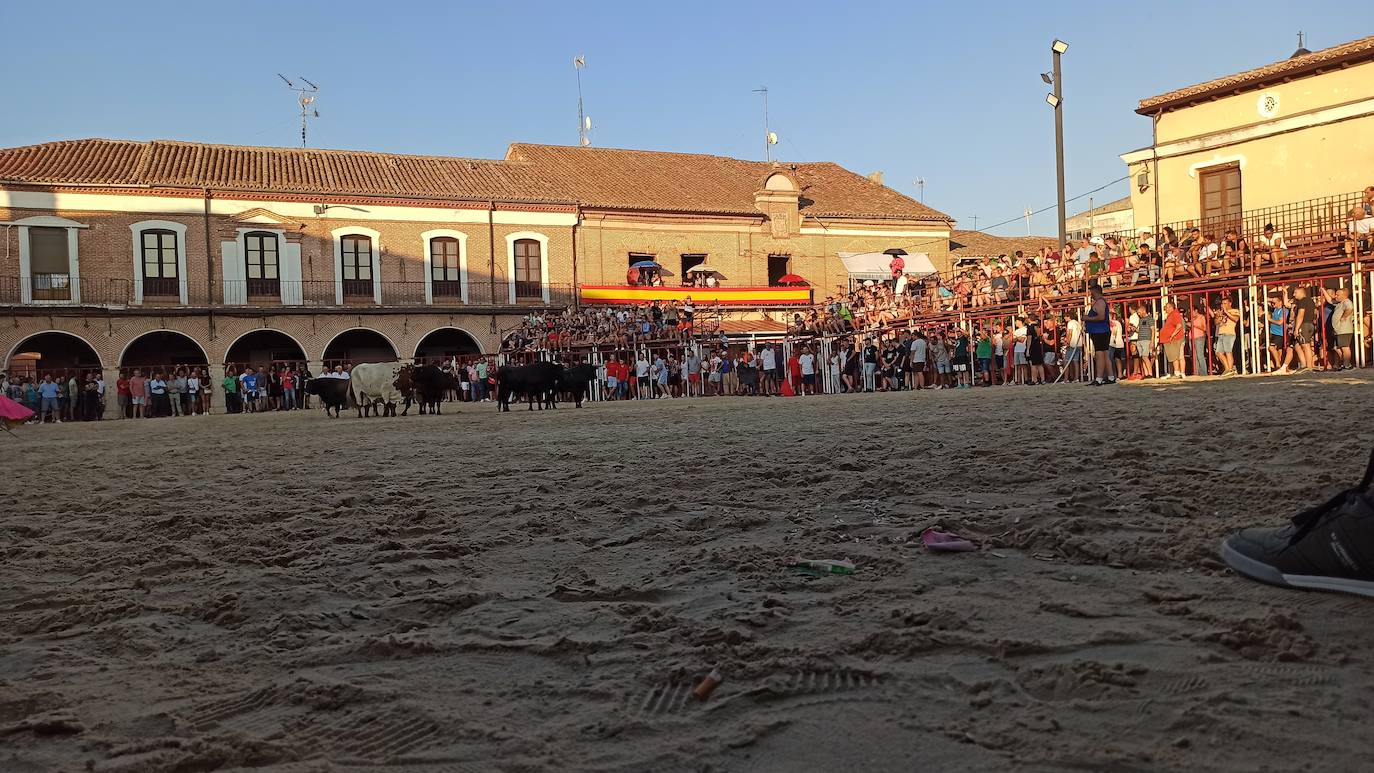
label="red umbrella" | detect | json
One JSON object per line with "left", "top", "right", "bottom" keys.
{"left": 776, "top": 274, "right": 809, "bottom": 286}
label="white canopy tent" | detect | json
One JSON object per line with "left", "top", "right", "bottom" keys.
{"left": 838, "top": 251, "right": 936, "bottom": 281}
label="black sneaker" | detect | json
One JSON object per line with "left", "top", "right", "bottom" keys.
{"left": 1220, "top": 450, "right": 1374, "bottom": 597}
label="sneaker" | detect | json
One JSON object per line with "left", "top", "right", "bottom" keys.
{"left": 1220, "top": 449, "right": 1374, "bottom": 597}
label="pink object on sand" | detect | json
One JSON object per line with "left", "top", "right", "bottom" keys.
{"left": 921, "top": 528, "right": 978, "bottom": 552}
{"left": 0, "top": 393, "right": 34, "bottom": 427}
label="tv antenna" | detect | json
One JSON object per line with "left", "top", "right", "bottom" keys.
{"left": 915, "top": 177, "right": 926, "bottom": 203}
{"left": 574, "top": 56, "right": 591, "bottom": 147}
{"left": 278, "top": 74, "right": 320, "bottom": 147}
{"left": 1024, "top": 206, "right": 1033, "bottom": 235}
{"left": 753, "top": 86, "right": 776, "bottom": 162}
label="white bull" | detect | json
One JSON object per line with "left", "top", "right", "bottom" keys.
{"left": 349, "top": 362, "right": 404, "bottom": 417}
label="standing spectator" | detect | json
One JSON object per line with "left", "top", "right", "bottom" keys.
{"left": 908, "top": 332, "right": 928, "bottom": 390}
{"left": 38, "top": 375, "right": 61, "bottom": 423}
{"left": 94, "top": 371, "right": 106, "bottom": 418}
{"left": 1267, "top": 293, "right": 1291, "bottom": 374}
{"left": 1064, "top": 313, "right": 1083, "bottom": 382}
{"left": 760, "top": 344, "right": 779, "bottom": 396}
{"left": 148, "top": 372, "right": 169, "bottom": 416}
{"left": 1159, "top": 299, "right": 1186, "bottom": 379}
{"left": 1012, "top": 317, "right": 1030, "bottom": 385}
{"left": 1188, "top": 300, "right": 1211, "bottom": 376}
{"left": 1292, "top": 285, "right": 1317, "bottom": 372}
{"left": 281, "top": 366, "right": 296, "bottom": 410}
{"left": 952, "top": 328, "right": 972, "bottom": 388}
{"left": 861, "top": 338, "right": 879, "bottom": 392}
{"left": 1026, "top": 315, "right": 1046, "bottom": 385}
{"left": 1132, "top": 302, "right": 1156, "bottom": 380}
{"left": 685, "top": 350, "right": 702, "bottom": 397}
{"left": 975, "top": 328, "right": 993, "bottom": 386}
{"left": 1211, "top": 296, "right": 1242, "bottom": 376}
{"left": 200, "top": 367, "right": 213, "bottom": 414}
{"left": 117, "top": 371, "right": 130, "bottom": 419}
{"left": 187, "top": 370, "right": 201, "bottom": 415}
{"left": 128, "top": 369, "right": 147, "bottom": 418}
{"left": 222, "top": 369, "right": 240, "bottom": 413}
{"left": 167, "top": 370, "right": 182, "bottom": 416}
{"left": 1332, "top": 287, "right": 1356, "bottom": 369}
{"left": 1085, "top": 282, "right": 1114, "bottom": 386}
{"left": 241, "top": 367, "right": 259, "bottom": 413}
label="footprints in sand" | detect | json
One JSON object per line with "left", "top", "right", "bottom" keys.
{"left": 175, "top": 683, "right": 441, "bottom": 764}
{"left": 633, "top": 667, "right": 883, "bottom": 720}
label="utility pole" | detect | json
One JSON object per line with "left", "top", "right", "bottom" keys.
{"left": 1048, "top": 40, "right": 1069, "bottom": 250}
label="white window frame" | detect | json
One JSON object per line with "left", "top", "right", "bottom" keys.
{"left": 129, "top": 219, "right": 189, "bottom": 305}
{"left": 420, "top": 229, "right": 470, "bottom": 305}
{"left": 15, "top": 215, "right": 86, "bottom": 305}
{"left": 506, "top": 231, "right": 550, "bottom": 304}
{"left": 332, "top": 226, "right": 382, "bottom": 305}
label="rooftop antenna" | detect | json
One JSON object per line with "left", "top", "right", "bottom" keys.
{"left": 278, "top": 74, "right": 319, "bottom": 148}
{"left": 753, "top": 86, "right": 776, "bottom": 162}
{"left": 915, "top": 177, "right": 926, "bottom": 203}
{"left": 574, "top": 56, "right": 591, "bottom": 147}
{"left": 971, "top": 214, "right": 979, "bottom": 231}
{"left": 1024, "top": 206, "right": 1033, "bottom": 236}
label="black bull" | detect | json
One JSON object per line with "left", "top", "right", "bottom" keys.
{"left": 496, "top": 362, "right": 596, "bottom": 412}
{"left": 305, "top": 377, "right": 350, "bottom": 417}
{"left": 407, "top": 364, "right": 455, "bottom": 415}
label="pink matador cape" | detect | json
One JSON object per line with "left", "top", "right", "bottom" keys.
{"left": 0, "top": 392, "right": 34, "bottom": 429}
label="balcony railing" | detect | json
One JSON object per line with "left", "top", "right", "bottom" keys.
{"left": 0, "top": 276, "right": 575, "bottom": 309}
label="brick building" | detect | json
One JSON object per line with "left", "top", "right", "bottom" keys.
{"left": 0, "top": 138, "right": 950, "bottom": 412}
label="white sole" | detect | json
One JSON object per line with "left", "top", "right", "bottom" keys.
{"left": 1220, "top": 539, "right": 1374, "bottom": 598}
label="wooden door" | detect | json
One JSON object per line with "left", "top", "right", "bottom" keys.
{"left": 1199, "top": 163, "right": 1242, "bottom": 234}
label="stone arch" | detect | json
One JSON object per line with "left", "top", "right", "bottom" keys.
{"left": 224, "top": 329, "right": 310, "bottom": 369}
{"left": 322, "top": 327, "right": 399, "bottom": 365}
{"left": 119, "top": 330, "right": 210, "bottom": 373}
{"left": 5, "top": 330, "right": 104, "bottom": 378}
{"left": 413, "top": 326, "right": 483, "bottom": 361}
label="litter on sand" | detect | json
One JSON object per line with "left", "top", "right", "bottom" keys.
{"left": 921, "top": 528, "right": 978, "bottom": 553}
{"left": 788, "top": 557, "right": 856, "bottom": 575}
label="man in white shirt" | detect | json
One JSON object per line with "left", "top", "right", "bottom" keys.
{"left": 1065, "top": 316, "right": 1084, "bottom": 381}
{"left": 798, "top": 346, "right": 817, "bottom": 395}
{"left": 1256, "top": 223, "right": 1287, "bottom": 266}
{"left": 1348, "top": 206, "right": 1374, "bottom": 256}
{"left": 908, "top": 333, "right": 928, "bottom": 389}
{"left": 635, "top": 355, "right": 651, "bottom": 399}
{"left": 760, "top": 344, "right": 778, "bottom": 396}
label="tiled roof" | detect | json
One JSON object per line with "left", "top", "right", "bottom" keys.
{"left": 0, "top": 139, "right": 566, "bottom": 203}
{"left": 505, "top": 143, "right": 951, "bottom": 222}
{"left": 0, "top": 138, "right": 953, "bottom": 223}
{"left": 948, "top": 230, "right": 1059, "bottom": 260}
{"left": 1138, "top": 35, "right": 1374, "bottom": 114}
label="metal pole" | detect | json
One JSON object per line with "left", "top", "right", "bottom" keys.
{"left": 1052, "top": 44, "right": 1067, "bottom": 254}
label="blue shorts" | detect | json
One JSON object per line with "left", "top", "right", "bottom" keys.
{"left": 1216, "top": 334, "right": 1236, "bottom": 351}
{"left": 977, "top": 357, "right": 992, "bottom": 372}
{"left": 1064, "top": 347, "right": 1082, "bottom": 363}
{"left": 937, "top": 362, "right": 952, "bottom": 374}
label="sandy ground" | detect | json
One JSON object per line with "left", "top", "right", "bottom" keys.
{"left": 4, "top": 373, "right": 1374, "bottom": 773}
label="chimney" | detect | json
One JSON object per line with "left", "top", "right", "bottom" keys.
{"left": 868, "top": 171, "right": 884, "bottom": 185}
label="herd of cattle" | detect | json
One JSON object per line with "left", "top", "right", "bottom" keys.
{"left": 304, "top": 361, "right": 597, "bottom": 418}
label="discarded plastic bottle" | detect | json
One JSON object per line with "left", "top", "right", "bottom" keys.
{"left": 789, "top": 558, "right": 856, "bottom": 575}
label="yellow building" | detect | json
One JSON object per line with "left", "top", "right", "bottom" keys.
{"left": 1122, "top": 34, "right": 1374, "bottom": 231}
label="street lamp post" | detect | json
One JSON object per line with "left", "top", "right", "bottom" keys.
{"left": 1048, "top": 39, "right": 1068, "bottom": 252}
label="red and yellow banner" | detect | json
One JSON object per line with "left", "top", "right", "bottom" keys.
{"left": 580, "top": 285, "right": 812, "bottom": 306}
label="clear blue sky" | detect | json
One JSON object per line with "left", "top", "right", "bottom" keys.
{"left": 3, "top": 0, "right": 1355, "bottom": 235}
